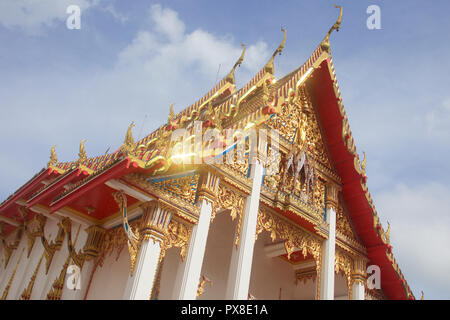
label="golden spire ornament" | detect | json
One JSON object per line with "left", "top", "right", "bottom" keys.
{"left": 361, "top": 151, "right": 367, "bottom": 175}
{"left": 386, "top": 221, "right": 390, "bottom": 243}
{"left": 226, "top": 43, "right": 246, "bottom": 84}
{"left": 120, "top": 122, "right": 137, "bottom": 157}
{"left": 47, "top": 145, "right": 58, "bottom": 168}
{"left": 264, "top": 27, "right": 287, "bottom": 75}
{"left": 321, "top": 4, "right": 343, "bottom": 53}
{"left": 124, "top": 122, "right": 135, "bottom": 146}
{"left": 76, "top": 139, "right": 87, "bottom": 166}
{"left": 168, "top": 104, "right": 175, "bottom": 123}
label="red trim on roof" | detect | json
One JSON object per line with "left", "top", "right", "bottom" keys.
{"left": 25, "top": 167, "right": 89, "bottom": 209}
{"left": 310, "top": 59, "right": 411, "bottom": 299}
{"left": 0, "top": 168, "right": 54, "bottom": 213}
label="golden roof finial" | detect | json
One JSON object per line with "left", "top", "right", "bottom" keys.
{"left": 124, "top": 122, "right": 135, "bottom": 146}
{"left": 121, "top": 122, "right": 137, "bottom": 157}
{"left": 76, "top": 139, "right": 87, "bottom": 166}
{"left": 361, "top": 151, "right": 367, "bottom": 174}
{"left": 47, "top": 145, "right": 58, "bottom": 168}
{"left": 386, "top": 221, "right": 390, "bottom": 243}
{"left": 168, "top": 104, "right": 175, "bottom": 123}
{"left": 321, "top": 4, "right": 343, "bottom": 53}
{"left": 264, "top": 27, "right": 287, "bottom": 75}
{"left": 226, "top": 43, "right": 246, "bottom": 84}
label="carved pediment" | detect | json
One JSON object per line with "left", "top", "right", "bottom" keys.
{"left": 262, "top": 86, "right": 335, "bottom": 216}
{"left": 336, "top": 196, "right": 362, "bottom": 246}
{"left": 266, "top": 86, "right": 332, "bottom": 170}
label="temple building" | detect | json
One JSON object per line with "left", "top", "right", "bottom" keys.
{"left": 0, "top": 7, "right": 414, "bottom": 300}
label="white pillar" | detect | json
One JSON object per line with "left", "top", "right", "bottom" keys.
{"left": 173, "top": 199, "right": 212, "bottom": 300}
{"left": 122, "top": 201, "right": 172, "bottom": 300}
{"left": 225, "top": 161, "right": 263, "bottom": 300}
{"left": 351, "top": 257, "right": 367, "bottom": 300}
{"left": 320, "top": 183, "right": 338, "bottom": 300}
{"left": 352, "top": 281, "right": 365, "bottom": 300}
{"left": 122, "top": 239, "right": 162, "bottom": 300}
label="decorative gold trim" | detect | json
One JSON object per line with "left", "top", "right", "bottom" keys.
{"left": 123, "top": 173, "right": 200, "bottom": 223}
{"left": 197, "top": 275, "right": 213, "bottom": 298}
{"left": 0, "top": 224, "right": 23, "bottom": 269}
{"left": 1, "top": 247, "right": 25, "bottom": 300}
{"left": 46, "top": 224, "right": 81, "bottom": 300}
{"left": 149, "top": 253, "right": 164, "bottom": 300}
{"left": 18, "top": 207, "right": 41, "bottom": 258}
{"left": 161, "top": 218, "right": 192, "bottom": 262}
{"left": 113, "top": 191, "right": 141, "bottom": 276}
{"left": 255, "top": 207, "right": 322, "bottom": 271}
{"left": 334, "top": 249, "right": 353, "bottom": 300}
{"left": 212, "top": 183, "right": 246, "bottom": 247}
{"left": 35, "top": 214, "right": 65, "bottom": 274}
{"left": 20, "top": 252, "right": 44, "bottom": 300}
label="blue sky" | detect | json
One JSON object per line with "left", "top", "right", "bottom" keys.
{"left": 1, "top": 0, "right": 449, "bottom": 299}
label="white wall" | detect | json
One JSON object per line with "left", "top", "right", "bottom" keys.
{"left": 86, "top": 244, "right": 130, "bottom": 299}
{"left": 158, "top": 247, "right": 182, "bottom": 300}
{"left": 249, "top": 231, "right": 298, "bottom": 300}
{"left": 198, "top": 211, "right": 236, "bottom": 300}
{"left": 293, "top": 277, "right": 317, "bottom": 300}
{"left": 334, "top": 272, "right": 349, "bottom": 299}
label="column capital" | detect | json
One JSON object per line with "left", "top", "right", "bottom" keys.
{"left": 325, "top": 182, "right": 340, "bottom": 211}
{"left": 140, "top": 200, "right": 174, "bottom": 242}
{"left": 82, "top": 225, "right": 106, "bottom": 260}
{"left": 197, "top": 169, "right": 220, "bottom": 204}
{"left": 351, "top": 256, "right": 368, "bottom": 285}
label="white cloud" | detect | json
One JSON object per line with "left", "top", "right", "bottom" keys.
{"left": 117, "top": 5, "right": 268, "bottom": 80}
{"left": 423, "top": 98, "right": 450, "bottom": 140}
{"left": 0, "top": 3, "right": 270, "bottom": 195}
{"left": 0, "top": 0, "right": 98, "bottom": 34}
{"left": 149, "top": 4, "right": 185, "bottom": 42}
{"left": 103, "top": 3, "right": 128, "bottom": 24}
{"left": 375, "top": 182, "right": 450, "bottom": 299}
